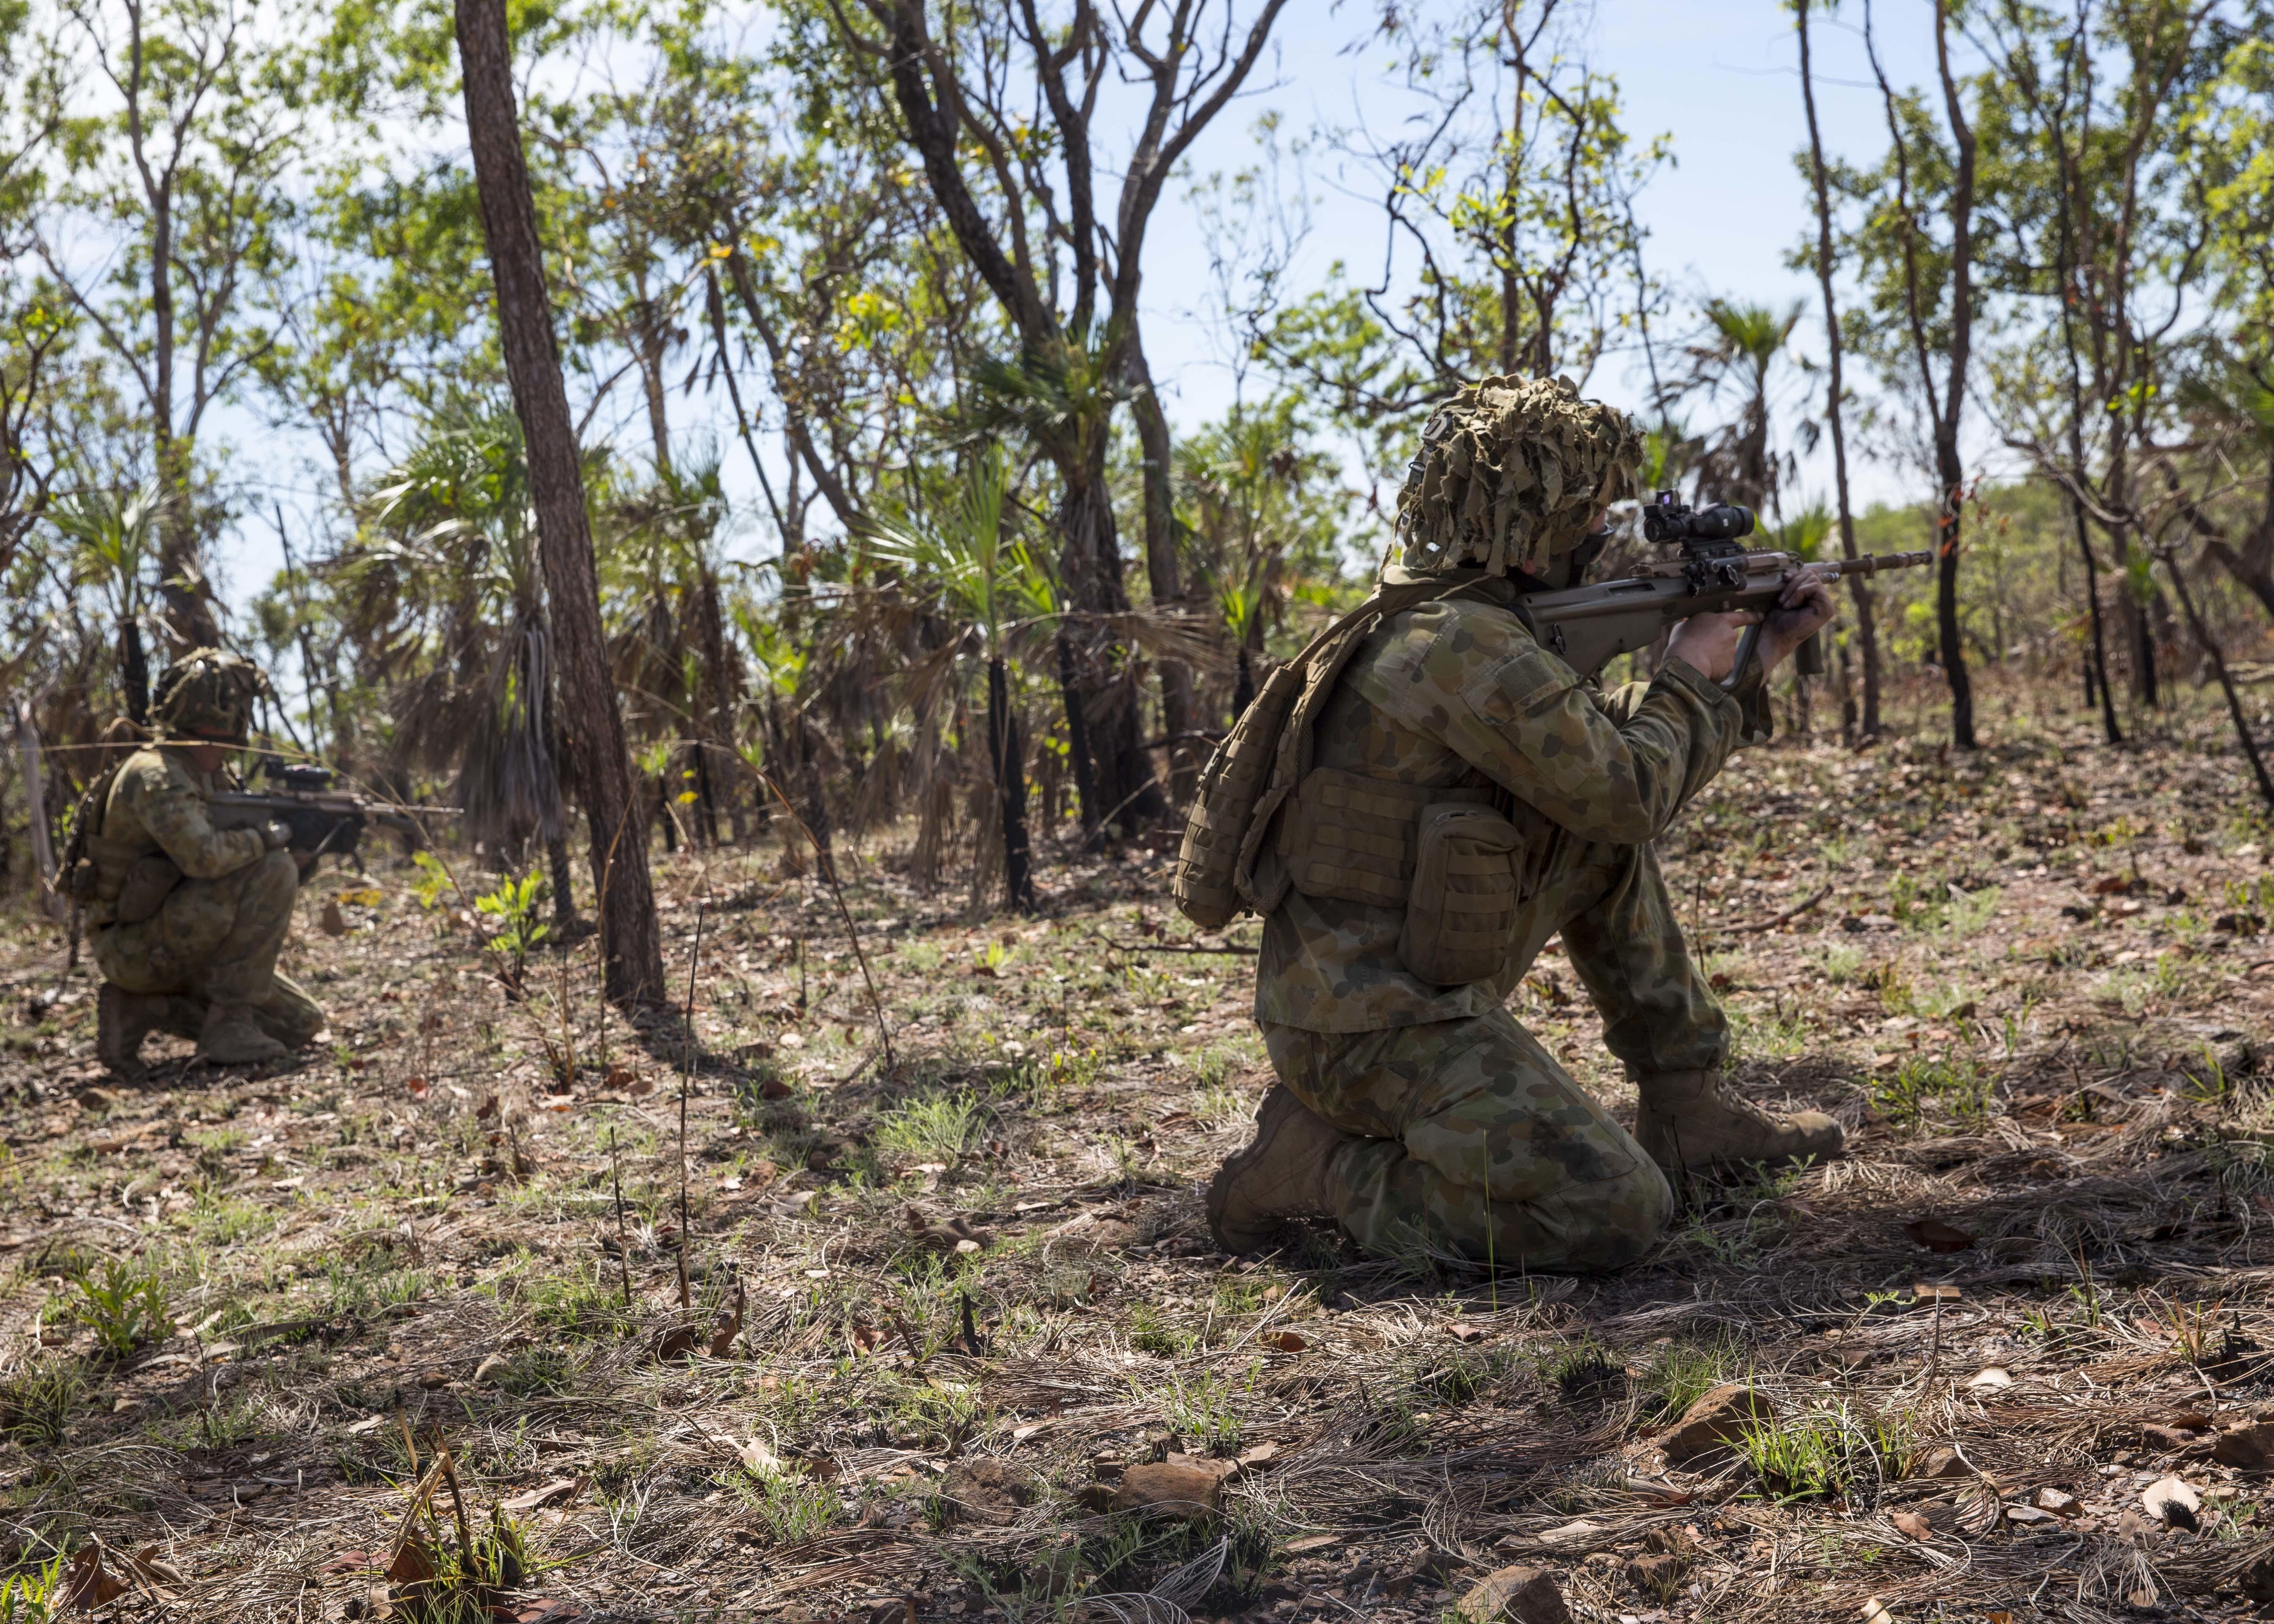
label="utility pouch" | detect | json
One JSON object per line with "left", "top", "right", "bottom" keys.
{"left": 113, "top": 854, "right": 184, "bottom": 925}
{"left": 1398, "top": 804, "right": 1523, "bottom": 987}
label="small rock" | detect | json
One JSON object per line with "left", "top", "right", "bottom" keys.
{"left": 2005, "top": 1503, "right": 2054, "bottom": 1525}
{"left": 1907, "top": 1445, "right": 1972, "bottom": 1480}
{"left": 1659, "top": 1383, "right": 1774, "bottom": 1465}
{"left": 1890, "top": 1510, "right": 1932, "bottom": 1541}
{"left": 416, "top": 1370, "right": 449, "bottom": 1391}
{"left": 942, "top": 1459, "right": 1034, "bottom": 1524}
{"left": 2141, "top": 1475, "right": 2201, "bottom": 1531}
{"left": 2035, "top": 1486, "right": 2081, "bottom": 1517}
{"left": 1964, "top": 1366, "right": 2013, "bottom": 1391}
{"left": 1110, "top": 1455, "right": 1235, "bottom": 1517}
{"left": 1623, "top": 1552, "right": 1688, "bottom": 1597}
{"left": 1456, "top": 1564, "right": 1571, "bottom": 1624}
{"left": 2142, "top": 1422, "right": 2206, "bottom": 1454}
{"left": 2240, "top": 1552, "right": 2274, "bottom": 1605}
{"left": 2213, "top": 1422, "right": 2274, "bottom": 1470}
{"left": 474, "top": 1352, "right": 511, "bottom": 1385}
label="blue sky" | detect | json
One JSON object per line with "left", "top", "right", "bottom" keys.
{"left": 209, "top": 0, "right": 1970, "bottom": 608}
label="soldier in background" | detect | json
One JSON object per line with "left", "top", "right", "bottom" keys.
{"left": 76, "top": 650, "right": 324, "bottom": 1078}
{"left": 1207, "top": 378, "right": 1841, "bottom": 1270}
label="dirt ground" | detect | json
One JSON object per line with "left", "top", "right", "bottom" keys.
{"left": 11, "top": 669, "right": 2274, "bottom": 1624}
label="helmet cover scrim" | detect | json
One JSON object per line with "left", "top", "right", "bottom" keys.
{"left": 149, "top": 649, "right": 271, "bottom": 743}
{"left": 1391, "top": 375, "right": 1643, "bottom": 579}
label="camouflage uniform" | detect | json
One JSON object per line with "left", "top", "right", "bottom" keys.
{"left": 86, "top": 745, "right": 323, "bottom": 1045}
{"left": 1244, "top": 377, "right": 1756, "bottom": 1271}
{"left": 81, "top": 650, "right": 322, "bottom": 1072}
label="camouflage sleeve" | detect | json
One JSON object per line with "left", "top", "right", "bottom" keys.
{"left": 1367, "top": 604, "right": 1745, "bottom": 845}
{"left": 115, "top": 754, "right": 266, "bottom": 879}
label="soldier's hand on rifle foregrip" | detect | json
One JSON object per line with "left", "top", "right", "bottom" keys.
{"left": 1757, "top": 568, "right": 1838, "bottom": 673}
{"left": 261, "top": 819, "right": 292, "bottom": 851}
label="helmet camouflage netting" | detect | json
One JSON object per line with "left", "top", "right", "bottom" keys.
{"left": 1391, "top": 376, "right": 1644, "bottom": 579}
{"left": 149, "top": 648, "right": 271, "bottom": 742}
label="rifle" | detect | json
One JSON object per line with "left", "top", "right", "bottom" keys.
{"left": 205, "top": 763, "right": 459, "bottom": 867}
{"left": 1522, "top": 492, "right": 1931, "bottom": 686}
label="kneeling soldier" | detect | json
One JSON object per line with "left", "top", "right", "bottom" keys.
{"left": 82, "top": 650, "right": 324, "bottom": 1077}
{"left": 1206, "top": 378, "right": 1841, "bottom": 1270}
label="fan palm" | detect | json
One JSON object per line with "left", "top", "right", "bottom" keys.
{"left": 862, "top": 446, "right": 1049, "bottom": 911}
{"left": 55, "top": 482, "right": 164, "bottom": 724}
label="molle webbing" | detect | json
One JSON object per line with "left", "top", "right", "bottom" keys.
{"left": 1173, "top": 577, "right": 1480, "bottom": 930}
{"left": 1278, "top": 768, "right": 1499, "bottom": 908}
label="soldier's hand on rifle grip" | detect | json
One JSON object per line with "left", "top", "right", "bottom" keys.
{"left": 1756, "top": 570, "right": 1838, "bottom": 675}
{"left": 1664, "top": 610, "right": 1763, "bottom": 684}
{"left": 261, "top": 819, "right": 292, "bottom": 851}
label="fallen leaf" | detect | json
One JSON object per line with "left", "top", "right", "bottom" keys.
{"left": 1861, "top": 1600, "right": 1895, "bottom": 1624}
{"left": 320, "top": 899, "right": 348, "bottom": 937}
{"left": 1913, "top": 1282, "right": 1963, "bottom": 1305}
{"left": 1235, "top": 1441, "right": 1283, "bottom": 1471}
{"left": 708, "top": 1278, "right": 746, "bottom": 1358}
{"left": 319, "top": 1551, "right": 374, "bottom": 1575}
{"left": 385, "top": 1535, "right": 438, "bottom": 1588}
{"left": 2213, "top": 1422, "right": 2274, "bottom": 1470}
{"left": 1890, "top": 1511, "right": 1932, "bottom": 1541}
{"left": 346, "top": 1415, "right": 386, "bottom": 1435}
{"left": 499, "top": 1478, "right": 582, "bottom": 1513}
{"left": 65, "top": 1544, "right": 129, "bottom": 1610}
{"left": 650, "top": 1324, "right": 698, "bottom": 1362}
{"left": 404, "top": 1077, "right": 431, "bottom": 1101}
{"left": 1266, "top": 1330, "right": 1308, "bottom": 1353}
{"left": 2142, "top": 1475, "right": 2202, "bottom": 1530}
{"left": 739, "top": 1436, "right": 782, "bottom": 1476}
{"left": 1902, "top": 1217, "right": 1976, "bottom": 1253}
{"left": 1965, "top": 1366, "right": 2013, "bottom": 1391}
{"left": 475, "top": 1096, "right": 498, "bottom": 1122}
{"left": 1444, "top": 1322, "right": 1487, "bottom": 1343}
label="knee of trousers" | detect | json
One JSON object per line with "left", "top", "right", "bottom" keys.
{"left": 1550, "top": 1156, "right": 1675, "bottom": 1272}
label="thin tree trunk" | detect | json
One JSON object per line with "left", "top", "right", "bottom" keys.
{"left": 456, "top": 0, "right": 665, "bottom": 1006}
{"left": 1125, "top": 338, "right": 1197, "bottom": 807}
{"left": 119, "top": 618, "right": 149, "bottom": 727}
{"left": 1931, "top": 0, "right": 1977, "bottom": 750}
{"left": 1055, "top": 626, "right": 1100, "bottom": 842}
{"left": 1057, "top": 461, "right": 1162, "bottom": 835}
{"left": 547, "top": 832, "right": 578, "bottom": 930}
{"left": 988, "top": 655, "right": 1036, "bottom": 912}
{"left": 1797, "top": 0, "right": 1881, "bottom": 737}
{"left": 2163, "top": 549, "right": 2274, "bottom": 809}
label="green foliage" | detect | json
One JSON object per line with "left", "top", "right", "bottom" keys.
{"left": 1736, "top": 1402, "right": 1911, "bottom": 1503}
{"left": 410, "top": 852, "right": 455, "bottom": 912}
{"left": 0, "top": 1359, "right": 84, "bottom": 1446}
{"left": 474, "top": 871, "right": 550, "bottom": 986}
{"left": 1874, "top": 1050, "right": 1996, "bottom": 1133}
{"left": 0, "top": 1554, "right": 65, "bottom": 1623}
{"left": 70, "top": 1257, "right": 171, "bottom": 1356}
{"left": 874, "top": 1092, "right": 980, "bottom": 1173}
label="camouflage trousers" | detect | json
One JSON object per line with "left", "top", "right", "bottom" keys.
{"left": 1261, "top": 837, "right": 1722, "bottom": 1272}
{"left": 91, "top": 851, "right": 323, "bottom": 1045}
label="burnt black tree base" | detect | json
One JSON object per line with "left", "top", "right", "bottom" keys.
{"left": 988, "top": 655, "right": 1036, "bottom": 912}
{"left": 456, "top": 0, "right": 665, "bottom": 1005}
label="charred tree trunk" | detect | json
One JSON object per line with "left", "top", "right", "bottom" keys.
{"left": 1055, "top": 625, "right": 1100, "bottom": 843}
{"left": 988, "top": 654, "right": 1036, "bottom": 912}
{"left": 119, "top": 619, "right": 149, "bottom": 727}
{"left": 456, "top": 0, "right": 665, "bottom": 1005}
{"left": 2163, "top": 549, "right": 2274, "bottom": 809}
{"left": 1057, "top": 464, "right": 1162, "bottom": 837}
{"left": 547, "top": 832, "right": 578, "bottom": 931}
{"left": 1126, "top": 338, "right": 1197, "bottom": 807}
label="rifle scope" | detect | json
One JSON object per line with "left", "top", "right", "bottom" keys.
{"left": 1643, "top": 491, "right": 1757, "bottom": 547}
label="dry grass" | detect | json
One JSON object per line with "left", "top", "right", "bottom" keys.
{"left": 8, "top": 674, "right": 2274, "bottom": 1622}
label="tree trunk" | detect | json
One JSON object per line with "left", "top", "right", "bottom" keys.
{"left": 547, "top": 831, "right": 578, "bottom": 930}
{"left": 2123, "top": 580, "right": 2160, "bottom": 708}
{"left": 119, "top": 619, "right": 149, "bottom": 727}
{"left": 1055, "top": 625, "right": 1100, "bottom": 841}
{"left": 988, "top": 654, "right": 1036, "bottom": 912}
{"left": 2072, "top": 498, "right": 2123, "bottom": 743}
{"left": 1125, "top": 338, "right": 1197, "bottom": 806}
{"left": 1930, "top": 0, "right": 1977, "bottom": 750}
{"left": 1797, "top": 0, "right": 1881, "bottom": 738}
{"left": 2163, "top": 549, "right": 2274, "bottom": 809}
{"left": 456, "top": 0, "right": 665, "bottom": 1006}
{"left": 1056, "top": 469, "right": 1161, "bottom": 835}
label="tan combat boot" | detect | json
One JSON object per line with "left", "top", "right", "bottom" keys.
{"left": 1634, "top": 1069, "right": 1843, "bottom": 1177}
{"left": 196, "top": 1004, "right": 288, "bottom": 1066}
{"left": 97, "top": 985, "right": 174, "bottom": 1079}
{"left": 1206, "top": 1087, "right": 1356, "bottom": 1254}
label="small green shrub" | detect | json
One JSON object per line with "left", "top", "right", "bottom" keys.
{"left": 874, "top": 1092, "right": 980, "bottom": 1171}
{"left": 71, "top": 1258, "right": 171, "bottom": 1356}
{"left": 1736, "top": 1401, "right": 1910, "bottom": 1502}
{"left": 1873, "top": 1050, "right": 1995, "bottom": 1133}
{"left": 0, "top": 1360, "right": 84, "bottom": 1446}
{"left": 0, "top": 1553, "right": 66, "bottom": 1623}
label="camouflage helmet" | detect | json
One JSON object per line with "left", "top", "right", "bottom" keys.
{"left": 149, "top": 648, "right": 271, "bottom": 743}
{"left": 1385, "top": 376, "right": 1643, "bottom": 582}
